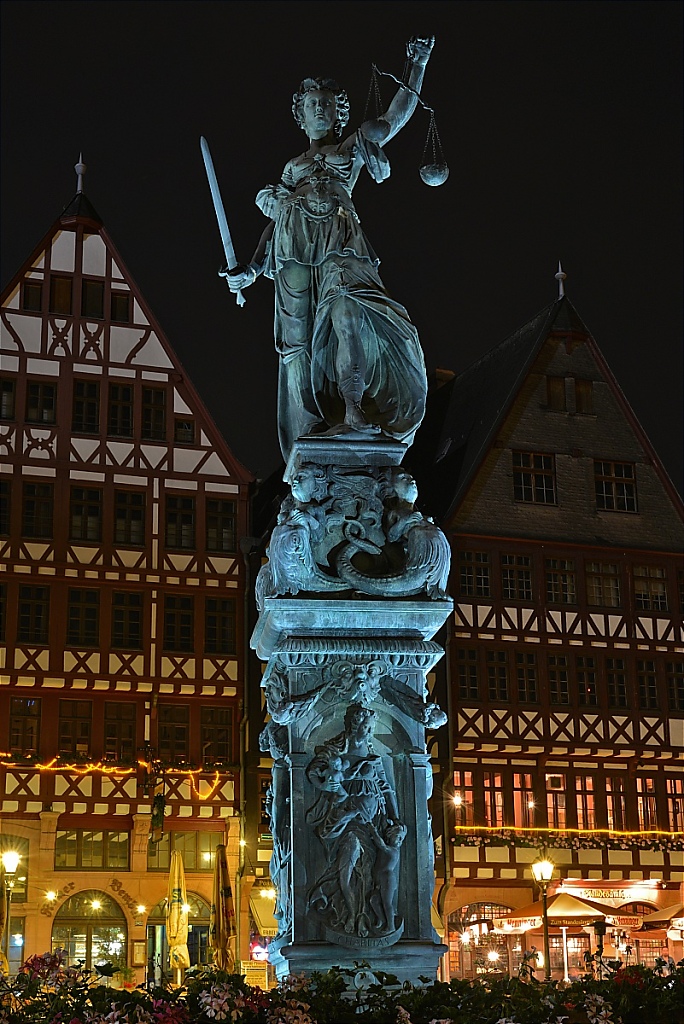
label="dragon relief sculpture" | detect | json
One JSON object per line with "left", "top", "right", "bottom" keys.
{"left": 256, "top": 464, "right": 450, "bottom": 607}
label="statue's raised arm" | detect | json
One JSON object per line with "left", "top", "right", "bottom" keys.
{"left": 356, "top": 36, "right": 435, "bottom": 147}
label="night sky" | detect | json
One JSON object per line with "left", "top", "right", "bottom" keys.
{"left": 1, "top": 1, "right": 682, "bottom": 493}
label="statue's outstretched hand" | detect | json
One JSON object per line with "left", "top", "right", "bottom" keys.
{"left": 406, "top": 36, "right": 435, "bottom": 66}
{"left": 219, "top": 264, "right": 257, "bottom": 291}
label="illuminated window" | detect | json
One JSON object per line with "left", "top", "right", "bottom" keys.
{"left": 104, "top": 702, "right": 136, "bottom": 762}
{"left": 141, "top": 387, "right": 166, "bottom": 441}
{"left": 108, "top": 383, "right": 133, "bottom": 437}
{"left": 58, "top": 700, "right": 92, "bottom": 755}
{"left": 26, "top": 382, "right": 56, "bottom": 424}
{"left": 457, "top": 648, "right": 479, "bottom": 700}
{"left": 548, "top": 654, "right": 569, "bottom": 705}
{"left": 501, "top": 554, "right": 533, "bottom": 601}
{"left": 546, "top": 774, "right": 566, "bottom": 829}
{"left": 586, "top": 562, "right": 621, "bottom": 607}
{"left": 576, "top": 656, "right": 597, "bottom": 706}
{"left": 72, "top": 380, "right": 100, "bottom": 434}
{"left": 111, "top": 592, "right": 143, "bottom": 650}
{"left": 636, "top": 777, "right": 658, "bottom": 830}
{"left": 606, "top": 775, "right": 626, "bottom": 832}
{"left": 486, "top": 651, "right": 509, "bottom": 701}
{"left": 17, "top": 586, "right": 49, "bottom": 644}
{"left": 147, "top": 831, "right": 223, "bottom": 872}
{"left": 163, "top": 595, "right": 194, "bottom": 652}
{"left": 594, "top": 460, "right": 637, "bottom": 512}
{"left": 513, "top": 451, "right": 556, "bottom": 504}
{"left": 165, "top": 494, "right": 195, "bottom": 549}
{"left": 637, "top": 660, "right": 658, "bottom": 709}
{"left": 66, "top": 589, "right": 99, "bottom": 647}
{"left": 55, "top": 830, "right": 129, "bottom": 870}
{"left": 575, "top": 775, "right": 596, "bottom": 830}
{"left": 453, "top": 770, "right": 474, "bottom": 825}
{"left": 158, "top": 703, "right": 190, "bottom": 764}
{"left": 201, "top": 706, "right": 233, "bottom": 766}
{"left": 633, "top": 566, "right": 668, "bottom": 611}
{"left": 516, "top": 651, "right": 538, "bottom": 702}
{"left": 546, "top": 559, "right": 576, "bottom": 604}
{"left": 114, "top": 490, "right": 145, "bottom": 546}
{"left": 666, "top": 777, "right": 684, "bottom": 832}
{"left": 81, "top": 279, "right": 104, "bottom": 319}
{"left": 667, "top": 661, "right": 684, "bottom": 711}
{"left": 204, "top": 597, "right": 236, "bottom": 654}
{"left": 206, "top": 499, "right": 237, "bottom": 553}
{"left": 9, "top": 697, "right": 41, "bottom": 756}
{"left": 606, "top": 658, "right": 629, "bottom": 708}
{"left": 0, "top": 378, "right": 16, "bottom": 419}
{"left": 458, "top": 551, "right": 490, "bottom": 597}
{"left": 69, "top": 487, "right": 102, "bottom": 542}
{"left": 483, "top": 771, "right": 504, "bottom": 827}
{"left": 513, "top": 772, "right": 535, "bottom": 828}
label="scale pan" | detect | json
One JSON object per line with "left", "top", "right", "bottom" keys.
{"left": 419, "top": 162, "right": 449, "bottom": 186}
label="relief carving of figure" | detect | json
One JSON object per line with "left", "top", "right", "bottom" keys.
{"left": 223, "top": 38, "right": 435, "bottom": 461}
{"left": 255, "top": 465, "right": 346, "bottom": 609}
{"left": 305, "top": 705, "right": 405, "bottom": 942}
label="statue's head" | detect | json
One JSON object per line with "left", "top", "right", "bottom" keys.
{"left": 382, "top": 468, "right": 419, "bottom": 506}
{"left": 344, "top": 703, "right": 375, "bottom": 738}
{"left": 292, "top": 77, "right": 350, "bottom": 139}
{"left": 291, "top": 464, "right": 326, "bottom": 503}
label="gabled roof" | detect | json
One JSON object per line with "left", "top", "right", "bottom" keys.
{"left": 407, "top": 296, "right": 682, "bottom": 526}
{"left": 1, "top": 188, "right": 254, "bottom": 487}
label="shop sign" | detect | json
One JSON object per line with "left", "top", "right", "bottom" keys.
{"left": 559, "top": 883, "right": 658, "bottom": 908}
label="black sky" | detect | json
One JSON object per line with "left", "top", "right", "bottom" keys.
{"left": 1, "top": 1, "right": 682, "bottom": 492}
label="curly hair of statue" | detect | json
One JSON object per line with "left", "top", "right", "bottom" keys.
{"left": 292, "top": 77, "right": 351, "bottom": 138}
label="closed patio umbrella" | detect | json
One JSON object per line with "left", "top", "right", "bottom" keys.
{"left": 166, "top": 850, "right": 190, "bottom": 982}
{"left": 0, "top": 866, "right": 8, "bottom": 976}
{"left": 209, "top": 844, "right": 236, "bottom": 971}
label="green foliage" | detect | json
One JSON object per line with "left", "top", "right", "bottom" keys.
{"left": 1, "top": 952, "right": 683, "bottom": 1024}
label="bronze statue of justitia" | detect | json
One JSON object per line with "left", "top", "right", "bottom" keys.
{"left": 223, "top": 37, "right": 435, "bottom": 462}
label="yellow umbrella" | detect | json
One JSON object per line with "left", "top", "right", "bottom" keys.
{"left": 210, "top": 844, "right": 236, "bottom": 971}
{"left": 166, "top": 850, "right": 190, "bottom": 979}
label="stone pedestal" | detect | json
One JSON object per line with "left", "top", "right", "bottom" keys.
{"left": 251, "top": 440, "right": 451, "bottom": 984}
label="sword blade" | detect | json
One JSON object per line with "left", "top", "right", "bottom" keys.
{"left": 200, "top": 136, "right": 245, "bottom": 306}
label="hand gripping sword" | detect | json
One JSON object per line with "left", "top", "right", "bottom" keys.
{"left": 200, "top": 136, "right": 245, "bottom": 307}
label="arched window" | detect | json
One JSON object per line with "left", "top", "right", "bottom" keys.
{"left": 52, "top": 889, "right": 127, "bottom": 971}
{"left": 147, "top": 892, "right": 211, "bottom": 984}
{"left": 447, "top": 902, "right": 513, "bottom": 979}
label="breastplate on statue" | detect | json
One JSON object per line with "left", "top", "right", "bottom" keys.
{"left": 297, "top": 178, "right": 342, "bottom": 219}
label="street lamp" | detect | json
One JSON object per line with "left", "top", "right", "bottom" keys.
{"left": 2, "top": 851, "right": 20, "bottom": 973}
{"left": 531, "top": 855, "right": 554, "bottom": 982}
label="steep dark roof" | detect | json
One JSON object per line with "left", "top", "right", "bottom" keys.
{"left": 406, "top": 297, "right": 590, "bottom": 523}
{"left": 60, "top": 191, "right": 103, "bottom": 224}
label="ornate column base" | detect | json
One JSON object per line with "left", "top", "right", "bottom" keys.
{"left": 269, "top": 939, "right": 448, "bottom": 985}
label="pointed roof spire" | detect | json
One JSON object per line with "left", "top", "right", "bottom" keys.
{"left": 74, "top": 153, "right": 86, "bottom": 194}
{"left": 555, "top": 260, "right": 567, "bottom": 299}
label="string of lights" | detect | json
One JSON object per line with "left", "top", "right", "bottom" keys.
{"left": 452, "top": 824, "right": 684, "bottom": 839}
{"left": 0, "top": 756, "right": 228, "bottom": 800}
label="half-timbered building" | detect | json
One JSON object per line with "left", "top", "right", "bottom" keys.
{"left": 0, "top": 179, "right": 253, "bottom": 980}
{"left": 409, "top": 295, "right": 684, "bottom": 978}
